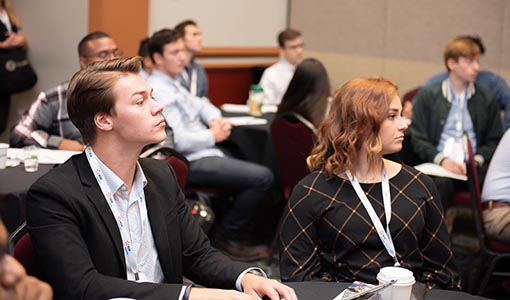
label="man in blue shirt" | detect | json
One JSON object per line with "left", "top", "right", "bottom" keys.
{"left": 411, "top": 36, "right": 502, "bottom": 211}
{"left": 147, "top": 29, "right": 274, "bottom": 260}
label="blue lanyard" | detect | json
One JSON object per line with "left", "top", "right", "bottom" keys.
{"left": 85, "top": 146, "right": 147, "bottom": 281}
{"left": 346, "top": 168, "right": 400, "bottom": 267}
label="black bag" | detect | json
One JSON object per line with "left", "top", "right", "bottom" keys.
{"left": 185, "top": 191, "right": 215, "bottom": 234}
{"left": 0, "top": 47, "right": 37, "bottom": 94}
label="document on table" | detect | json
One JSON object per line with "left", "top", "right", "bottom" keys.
{"left": 225, "top": 116, "right": 268, "bottom": 126}
{"left": 221, "top": 103, "right": 278, "bottom": 114}
{"left": 414, "top": 162, "right": 467, "bottom": 181}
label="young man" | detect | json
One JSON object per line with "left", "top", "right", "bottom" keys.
{"left": 147, "top": 29, "right": 274, "bottom": 260}
{"left": 0, "top": 218, "right": 52, "bottom": 300}
{"left": 259, "top": 28, "right": 304, "bottom": 105}
{"left": 175, "top": 20, "right": 208, "bottom": 98}
{"left": 26, "top": 57, "right": 296, "bottom": 300}
{"left": 10, "top": 31, "right": 122, "bottom": 151}
{"left": 411, "top": 36, "right": 502, "bottom": 210}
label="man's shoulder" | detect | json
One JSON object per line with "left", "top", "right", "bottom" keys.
{"left": 31, "top": 154, "right": 83, "bottom": 190}
{"left": 40, "top": 81, "right": 70, "bottom": 102}
{"left": 414, "top": 82, "right": 443, "bottom": 103}
{"left": 474, "top": 82, "right": 497, "bottom": 101}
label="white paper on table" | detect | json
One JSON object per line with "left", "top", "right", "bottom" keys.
{"left": 221, "top": 104, "right": 249, "bottom": 113}
{"left": 261, "top": 104, "right": 278, "bottom": 113}
{"left": 7, "top": 148, "right": 81, "bottom": 165}
{"left": 414, "top": 162, "right": 467, "bottom": 181}
{"left": 225, "top": 116, "right": 268, "bottom": 126}
{"left": 221, "top": 103, "right": 278, "bottom": 114}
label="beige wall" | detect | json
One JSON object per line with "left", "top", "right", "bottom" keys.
{"left": 291, "top": 0, "right": 510, "bottom": 96}
{"left": 149, "top": 0, "right": 288, "bottom": 46}
{"left": 3, "top": 0, "right": 508, "bottom": 142}
{"left": 1, "top": 0, "right": 88, "bottom": 143}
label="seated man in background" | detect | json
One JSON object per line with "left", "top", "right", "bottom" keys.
{"left": 0, "top": 218, "right": 52, "bottom": 300}
{"left": 148, "top": 29, "right": 274, "bottom": 260}
{"left": 174, "top": 19, "right": 208, "bottom": 98}
{"left": 259, "top": 28, "right": 304, "bottom": 105}
{"left": 411, "top": 36, "right": 502, "bottom": 211}
{"left": 420, "top": 35, "right": 510, "bottom": 112}
{"left": 26, "top": 57, "right": 296, "bottom": 300}
{"left": 137, "top": 37, "right": 153, "bottom": 81}
{"left": 9, "top": 31, "right": 122, "bottom": 151}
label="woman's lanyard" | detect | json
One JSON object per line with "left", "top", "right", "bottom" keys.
{"left": 346, "top": 168, "right": 401, "bottom": 267}
{"left": 85, "top": 146, "right": 146, "bottom": 281}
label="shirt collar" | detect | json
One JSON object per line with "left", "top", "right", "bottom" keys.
{"left": 91, "top": 149, "right": 147, "bottom": 196}
{"left": 441, "top": 79, "right": 475, "bottom": 103}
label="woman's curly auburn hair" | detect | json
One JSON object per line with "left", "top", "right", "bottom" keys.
{"left": 307, "top": 77, "right": 398, "bottom": 178}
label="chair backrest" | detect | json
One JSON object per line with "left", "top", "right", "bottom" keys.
{"left": 8, "top": 221, "right": 42, "bottom": 278}
{"left": 140, "top": 145, "right": 190, "bottom": 190}
{"left": 402, "top": 86, "right": 420, "bottom": 103}
{"left": 271, "top": 112, "right": 317, "bottom": 197}
{"left": 463, "top": 133, "right": 489, "bottom": 250}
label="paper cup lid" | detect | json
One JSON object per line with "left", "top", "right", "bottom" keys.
{"left": 377, "top": 266, "right": 416, "bottom": 286}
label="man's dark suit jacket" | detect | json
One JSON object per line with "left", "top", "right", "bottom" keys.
{"left": 26, "top": 153, "right": 247, "bottom": 300}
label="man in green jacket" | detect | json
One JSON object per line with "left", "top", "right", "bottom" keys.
{"left": 411, "top": 36, "right": 502, "bottom": 211}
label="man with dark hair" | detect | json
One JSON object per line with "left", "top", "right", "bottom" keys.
{"left": 411, "top": 36, "right": 502, "bottom": 211}
{"left": 174, "top": 19, "right": 208, "bottom": 98}
{"left": 10, "top": 31, "right": 122, "bottom": 150}
{"left": 147, "top": 29, "right": 275, "bottom": 260}
{"left": 26, "top": 56, "right": 296, "bottom": 300}
{"left": 259, "top": 28, "right": 304, "bottom": 105}
{"left": 0, "top": 218, "right": 52, "bottom": 300}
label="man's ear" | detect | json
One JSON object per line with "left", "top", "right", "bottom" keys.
{"left": 446, "top": 58, "right": 457, "bottom": 71}
{"left": 79, "top": 56, "right": 88, "bottom": 69}
{"left": 94, "top": 113, "right": 113, "bottom": 132}
{"left": 153, "top": 52, "right": 163, "bottom": 66}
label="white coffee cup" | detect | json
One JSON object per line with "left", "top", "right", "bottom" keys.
{"left": 0, "top": 143, "right": 8, "bottom": 169}
{"left": 376, "top": 266, "right": 415, "bottom": 300}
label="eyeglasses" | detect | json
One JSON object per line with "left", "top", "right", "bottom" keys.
{"left": 88, "top": 49, "right": 124, "bottom": 60}
{"left": 285, "top": 43, "right": 304, "bottom": 50}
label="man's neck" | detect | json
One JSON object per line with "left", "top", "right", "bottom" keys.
{"left": 448, "top": 74, "right": 469, "bottom": 95}
{"left": 91, "top": 138, "right": 140, "bottom": 192}
{"left": 183, "top": 49, "right": 194, "bottom": 66}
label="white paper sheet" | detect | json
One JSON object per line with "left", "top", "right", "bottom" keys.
{"left": 7, "top": 148, "right": 80, "bottom": 165}
{"left": 225, "top": 116, "right": 268, "bottom": 126}
{"left": 414, "top": 162, "right": 467, "bottom": 181}
{"left": 221, "top": 103, "right": 278, "bottom": 114}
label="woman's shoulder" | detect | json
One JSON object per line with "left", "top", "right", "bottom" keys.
{"left": 394, "top": 163, "right": 436, "bottom": 186}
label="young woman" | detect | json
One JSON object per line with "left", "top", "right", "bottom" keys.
{"left": 279, "top": 77, "right": 461, "bottom": 290}
{"left": 276, "top": 58, "right": 330, "bottom": 128}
